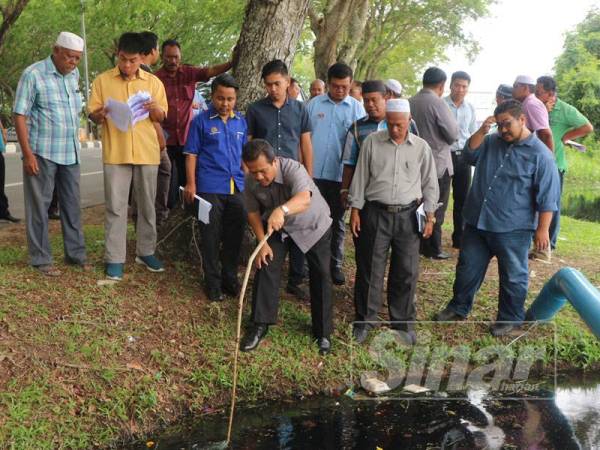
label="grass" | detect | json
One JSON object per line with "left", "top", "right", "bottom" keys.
{"left": 0, "top": 195, "right": 600, "bottom": 448}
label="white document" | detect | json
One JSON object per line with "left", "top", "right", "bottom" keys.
{"left": 179, "top": 187, "right": 212, "bottom": 224}
{"left": 565, "top": 140, "right": 586, "bottom": 152}
{"left": 416, "top": 203, "right": 427, "bottom": 233}
{"left": 105, "top": 91, "right": 152, "bottom": 132}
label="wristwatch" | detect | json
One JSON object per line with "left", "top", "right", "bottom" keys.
{"left": 280, "top": 205, "right": 290, "bottom": 216}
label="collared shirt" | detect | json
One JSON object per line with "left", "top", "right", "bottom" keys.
{"left": 246, "top": 96, "right": 311, "bottom": 160}
{"left": 444, "top": 96, "right": 477, "bottom": 151}
{"left": 245, "top": 157, "right": 332, "bottom": 253}
{"left": 463, "top": 133, "right": 560, "bottom": 233}
{"left": 549, "top": 98, "right": 589, "bottom": 172}
{"left": 13, "top": 56, "right": 82, "bottom": 165}
{"left": 521, "top": 94, "right": 550, "bottom": 132}
{"left": 88, "top": 67, "right": 168, "bottom": 165}
{"left": 349, "top": 130, "right": 439, "bottom": 213}
{"left": 155, "top": 65, "right": 210, "bottom": 146}
{"left": 306, "top": 94, "right": 366, "bottom": 181}
{"left": 409, "top": 89, "right": 459, "bottom": 177}
{"left": 183, "top": 105, "right": 247, "bottom": 195}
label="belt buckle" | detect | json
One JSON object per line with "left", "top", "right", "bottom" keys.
{"left": 455, "top": 150, "right": 462, "bottom": 156}
{"left": 387, "top": 205, "right": 400, "bottom": 213}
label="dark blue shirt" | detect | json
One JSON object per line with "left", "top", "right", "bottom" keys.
{"left": 464, "top": 133, "right": 560, "bottom": 233}
{"left": 245, "top": 96, "right": 311, "bottom": 160}
{"left": 183, "top": 105, "right": 247, "bottom": 195}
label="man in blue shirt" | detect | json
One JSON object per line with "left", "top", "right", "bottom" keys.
{"left": 434, "top": 100, "right": 560, "bottom": 336}
{"left": 306, "top": 62, "right": 365, "bottom": 285}
{"left": 183, "top": 74, "right": 247, "bottom": 302}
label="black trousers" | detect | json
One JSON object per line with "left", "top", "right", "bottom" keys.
{"left": 314, "top": 179, "right": 346, "bottom": 270}
{"left": 288, "top": 240, "right": 306, "bottom": 286}
{"left": 421, "top": 170, "right": 451, "bottom": 256}
{"left": 0, "top": 152, "right": 8, "bottom": 217}
{"left": 451, "top": 152, "right": 472, "bottom": 248}
{"left": 167, "top": 145, "right": 187, "bottom": 208}
{"left": 354, "top": 202, "right": 420, "bottom": 331}
{"left": 197, "top": 192, "right": 246, "bottom": 291}
{"left": 251, "top": 229, "right": 333, "bottom": 338}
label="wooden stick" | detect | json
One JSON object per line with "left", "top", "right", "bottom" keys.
{"left": 226, "top": 231, "right": 272, "bottom": 445}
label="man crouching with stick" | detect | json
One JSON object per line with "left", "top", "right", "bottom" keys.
{"left": 241, "top": 139, "right": 334, "bottom": 355}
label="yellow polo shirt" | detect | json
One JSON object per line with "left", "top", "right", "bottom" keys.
{"left": 88, "top": 67, "right": 168, "bottom": 165}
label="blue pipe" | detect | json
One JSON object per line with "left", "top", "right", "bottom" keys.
{"left": 526, "top": 267, "right": 600, "bottom": 339}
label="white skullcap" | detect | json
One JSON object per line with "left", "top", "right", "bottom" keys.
{"left": 386, "top": 98, "right": 410, "bottom": 113}
{"left": 384, "top": 79, "right": 403, "bottom": 96}
{"left": 55, "top": 31, "right": 84, "bottom": 52}
{"left": 514, "top": 75, "right": 535, "bottom": 85}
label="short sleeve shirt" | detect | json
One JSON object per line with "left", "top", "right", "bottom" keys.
{"left": 521, "top": 94, "right": 550, "bottom": 132}
{"left": 244, "top": 157, "right": 332, "bottom": 252}
{"left": 246, "top": 97, "right": 311, "bottom": 160}
{"left": 549, "top": 98, "right": 590, "bottom": 172}
{"left": 13, "top": 56, "right": 82, "bottom": 165}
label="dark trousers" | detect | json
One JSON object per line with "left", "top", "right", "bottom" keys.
{"left": 446, "top": 225, "right": 532, "bottom": 323}
{"left": 0, "top": 152, "right": 9, "bottom": 217}
{"left": 155, "top": 149, "right": 172, "bottom": 225}
{"left": 314, "top": 179, "right": 346, "bottom": 270}
{"left": 167, "top": 145, "right": 186, "bottom": 208}
{"left": 251, "top": 229, "right": 333, "bottom": 338}
{"left": 549, "top": 170, "right": 564, "bottom": 249}
{"left": 451, "top": 152, "right": 472, "bottom": 248}
{"left": 197, "top": 191, "right": 246, "bottom": 291}
{"left": 421, "top": 170, "right": 451, "bottom": 256}
{"left": 288, "top": 240, "right": 306, "bottom": 286}
{"left": 23, "top": 155, "right": 86, "bottom": 266}
{"left": 354, "top": 202, "right": 420, "bottom": 332}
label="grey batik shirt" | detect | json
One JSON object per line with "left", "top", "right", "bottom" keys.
{"left": 349, "top": 130, "right": 440, "bottom": 213}
{"left": 245, "top": 157, "right": 332, "bottom": 252}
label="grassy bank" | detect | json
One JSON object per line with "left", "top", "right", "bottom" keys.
{"left": 1, "top": 204, "right": 600, "bottom": 448}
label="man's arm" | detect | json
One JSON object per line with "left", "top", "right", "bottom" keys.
{"left": 468, "top": 116, "right": 495, "bottom": 150}
{"left": 266, "top": 190, "right": 311, "bottom": 234}
{"left": 534, "top": 211, "right": 553, "bottom": 251}
{"left": 205, "top": 61, "right": 233, "bottom": 79}
{"left": 562, "top": 123, "right": 593, "bottom": 143}
{"left": 247, "top": 210, "right": 273, "bottom": 269}
{"left": 536, "top": 128, "right": 554, "bottom": 152}
{"left": 14, "top": 114, "right": 38, "bottom": 176}
{"left": 436, "top": 101, "right": 459, "bottom": 145}
{"left": 299, "top": 132, "right": 313, "bottom": 176}
{"left": 348, "top": 135, "right": 372, "bottom": 237}
{"left": 183, "top": 153, "right": 197, "bottom": 204}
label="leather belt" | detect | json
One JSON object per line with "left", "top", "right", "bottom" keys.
{"left": 369, "top": 200, "right": 419, "bottom": 213}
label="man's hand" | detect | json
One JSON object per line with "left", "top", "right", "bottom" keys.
{"left": 255, "top": 242, "right": 273, "bottom": 269}
{"left": 546, "top": 95, "right": 557, "bottom": 113}
{"left": 267, "top": 207, "right": 285, "bottom": 234}
{"left": 89, "top": 106, "right": 108, "bottom": 124}
{"left": 23, "top": 153, "right": 39, "bottom": 176}
{"left": 478, "top": 116, "right": 496, "bottom": 135}
{"left": 350, "top": 208, "right": 361, "bottom": 238}
{"left": 534, "top": 228, "right": 550, "bottom": 252}
{"left": 183, "top": 182, "right": 196, "bottom": 204}
{"left": 144, "top": 99, "right": 164, "bottom": 122}
{"left": 422, "top": 221, "right": 434, "bottom": 239}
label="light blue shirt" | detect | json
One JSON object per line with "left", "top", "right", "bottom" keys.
{"left": 13, "top": 56, "right": 82, "bottom": 165}
{"left": 306, "top": 94, "right": 365, "bottom": 181}
{"left": 444, "top": 96, "right": 477, "bottom": 152}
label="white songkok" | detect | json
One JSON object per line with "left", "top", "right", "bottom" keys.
{"left": 55, "top": 32, "right": 84, "bottom": 52}
{"left": 514, "top": 75, "right": 535, "bottom": 85}
{"left": 386, "top": 98, "right": 410, "bottom": 113}
{"left": 384, "top": 79, "right": 403, "bottom": 96}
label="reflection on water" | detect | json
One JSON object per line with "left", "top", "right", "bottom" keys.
{"left": 129, "top": 379, "right": 600, "bottom": 449}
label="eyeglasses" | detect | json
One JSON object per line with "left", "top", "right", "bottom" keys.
{"left": 497, "top": 120, "right": 514, "bottom": 131}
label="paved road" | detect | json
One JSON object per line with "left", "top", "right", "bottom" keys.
{"left": 2, "top": 148, "right": 105, "bottom": 221}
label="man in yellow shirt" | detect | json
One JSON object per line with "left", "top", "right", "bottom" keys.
{"left": 89, "top": 32, "right": 168, "bottom": 280}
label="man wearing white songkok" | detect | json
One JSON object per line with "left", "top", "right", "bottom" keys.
{"left": 348, "top": 98, "right": 439, "bottom": 345}
{"left": 14, "top": 31, "right": 88, "bottom": 276}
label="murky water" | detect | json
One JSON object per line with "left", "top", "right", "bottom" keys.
{"left": 130, "top": 377, "right": 600, "bottom": 449}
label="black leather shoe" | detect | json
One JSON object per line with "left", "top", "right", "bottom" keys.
{"left": 317, "top": 337, "right": 331, "bottom": 355}
{"left": 431, "top": 252, "right": 451, "bottom": 260}
{"left": 286, "top": 283, "right": 308, "bottom": 300}
{"left": 207, "top": 287, "right": 224, "bottom": 302}
{"left": 0, "top": 213, "right": 20, "bottom": 223}
{"left": 352, "top": 326, "right": 369, "bottom": 344}
{"left": 222, "top": 282, "right": 240, "bottom": 298}
{"left": 331, "top": 267, "right": 345, "bottom": 285}
{"left": 434, "top": 308, "right": 465, "bottom": 322}
{"left": 490, "top": 322, "right": 521, "bottom": 337}
{"left": 241, "top": 324, "right": 269, "bottom": 352}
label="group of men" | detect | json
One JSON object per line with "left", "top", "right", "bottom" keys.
{"left": 7, "top": 29, "right": 594, "bottom": 355}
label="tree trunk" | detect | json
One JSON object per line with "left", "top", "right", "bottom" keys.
{"left": 0, "top": 0, "right": 30, "bottom": 50}
{"left": 233, "top": 0, "right": 310, "bottom": 110}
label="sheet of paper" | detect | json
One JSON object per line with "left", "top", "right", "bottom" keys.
{"left": 565, "top": 140, "right": 586, "bottom": 152}
{"left": 106, "top": 98, "right": 132, "bottom": 132}
{"left": 416, "top": 203, "right": 427, "bottom": 233}
{"left": 178, "top": 187, "right": 212, "bottom": 224}
{"left": 128, "top": 91, "right": 151, "bottom": 127}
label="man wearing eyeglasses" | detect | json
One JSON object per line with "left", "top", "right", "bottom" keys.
{"left": 434, "top": 100, "right": 560, "bottom": 337}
